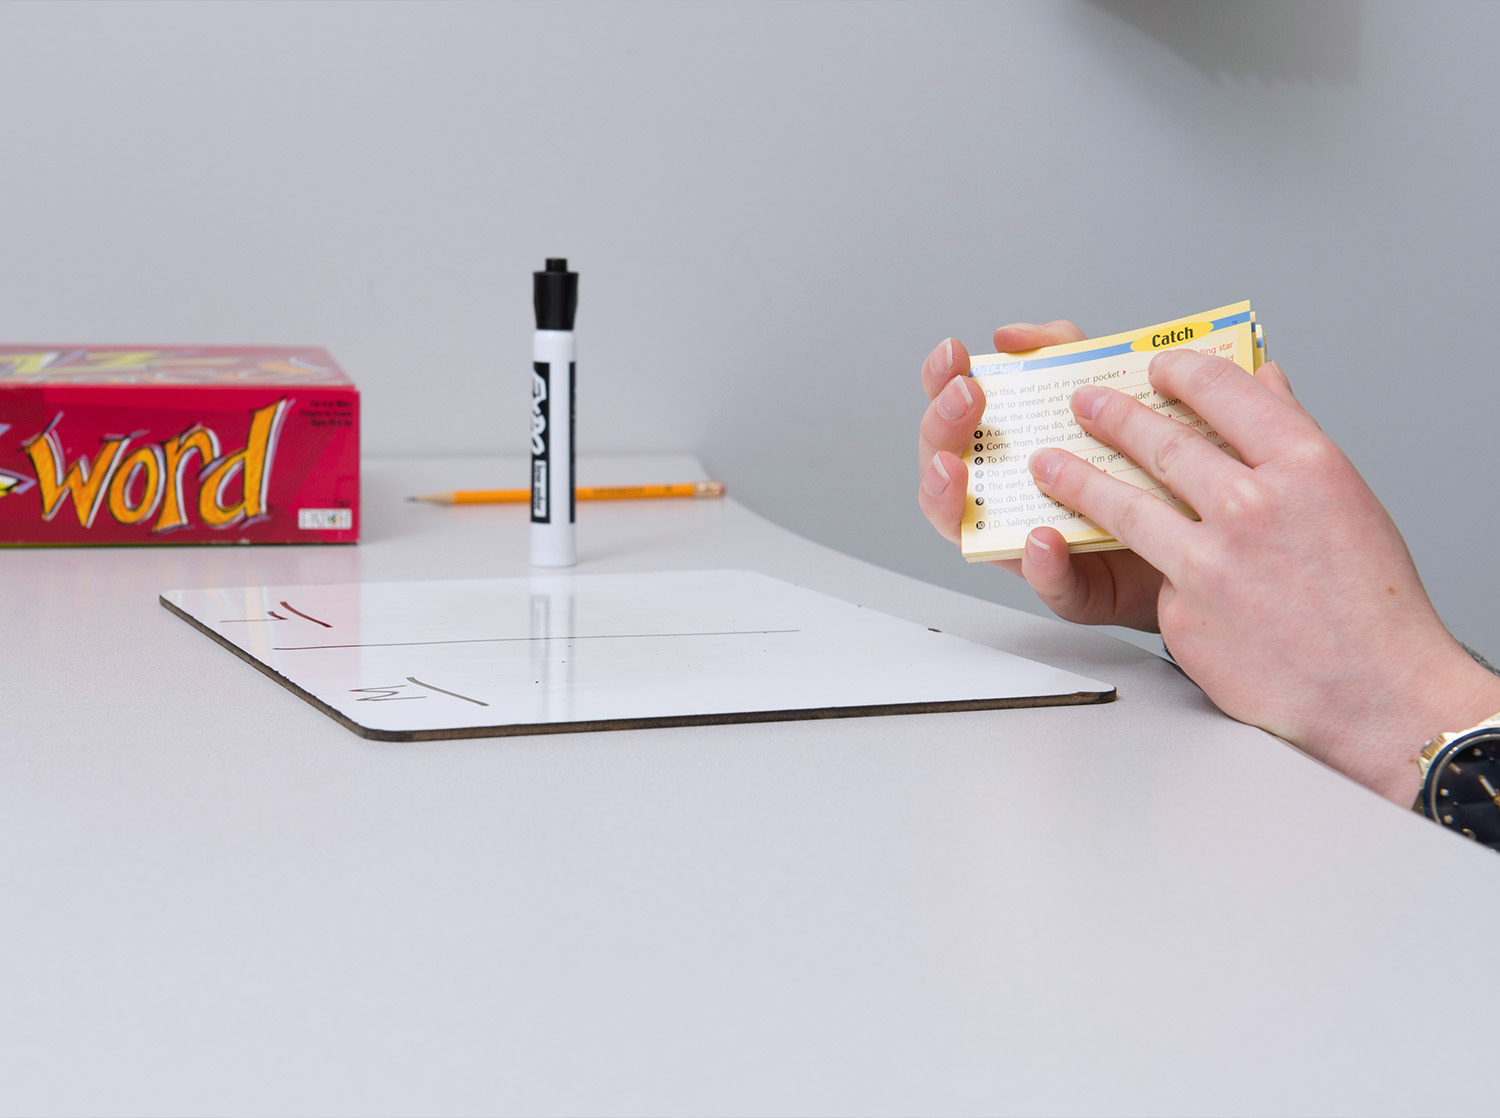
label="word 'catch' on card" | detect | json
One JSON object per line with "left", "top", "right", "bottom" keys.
{"left": 960, "top": 301, "right": 1265, "bottom": 563}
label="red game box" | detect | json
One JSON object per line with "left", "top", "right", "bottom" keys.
{"left": 0, "top": 345, "right": 359, "bottom": 545}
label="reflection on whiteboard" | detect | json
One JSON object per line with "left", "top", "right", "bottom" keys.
{"left": 160, "top": 569, "right": 1113, "bottom": 740}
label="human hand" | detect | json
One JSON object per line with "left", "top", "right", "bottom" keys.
{"left": 1026, "top": 347, "right": 1500, "bottom": 803}
{"left": 917, "top": 322, "right": 1166, "bottom": 632}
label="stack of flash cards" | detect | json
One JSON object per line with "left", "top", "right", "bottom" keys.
{"left": 961, "top": 301, "right": 1264, "bottom": 563}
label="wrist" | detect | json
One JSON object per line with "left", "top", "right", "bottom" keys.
{"left": 1302, "top": 638, "right": 1500, "bottom": 806}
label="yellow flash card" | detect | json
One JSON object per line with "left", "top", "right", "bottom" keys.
{"left": 960, "top": 304, "right": 1260, "bottom": 563}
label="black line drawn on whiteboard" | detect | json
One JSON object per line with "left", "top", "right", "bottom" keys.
{"left": 351, "top": 685, "right": 423, "bottom": 702}
{"left": 350, "top": 678, "right": 490, "bottom": 707}
{"left": 277, "top": 628, "right": 798, "bottom": 652}
{"left": 278, "top": 601, "right": 332, "bottom": 627}
{"left": 407, "top": 676, "right": 489, "bottom": 706}
{"left": 222, "top": 601, "right": 332, "bottom": 627}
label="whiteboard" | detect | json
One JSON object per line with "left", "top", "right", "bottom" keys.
{"left": 160, "top": 569, "right": 1113, "bottom": 740}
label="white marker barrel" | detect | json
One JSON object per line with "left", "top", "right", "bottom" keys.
{"left": 529, "top": 258, "right": 578, "bottom": 567}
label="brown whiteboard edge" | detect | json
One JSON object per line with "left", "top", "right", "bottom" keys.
{"left": 161, "top": 594, "right": 1116, "bottom": 743}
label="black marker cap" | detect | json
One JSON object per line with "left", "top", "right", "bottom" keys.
{"left": 533, "top": 257, "right": 578, "bottom": 331}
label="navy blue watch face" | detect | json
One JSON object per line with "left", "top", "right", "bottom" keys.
{"left": 1425, "top": 732, "right": 1500, "bottom": 849}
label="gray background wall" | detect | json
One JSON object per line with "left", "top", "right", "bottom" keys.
{"left": 3, "top": 0, "right": 1495, "bottom": 659}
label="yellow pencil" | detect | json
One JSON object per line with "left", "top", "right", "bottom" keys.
{"left": 409, "top": 481, "right": 726, "bottom": 505}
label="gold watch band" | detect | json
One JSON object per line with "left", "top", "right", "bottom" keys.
{"left": 1413, "top": 711, "right": 1500, "bottom": 815}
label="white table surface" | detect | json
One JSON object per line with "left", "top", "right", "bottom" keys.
{"left": 3, "top": 454, "right": 1495, "bottom": 1118}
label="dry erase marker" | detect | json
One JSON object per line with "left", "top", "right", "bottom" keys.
{"left": 530, "top": 258, "right": 578, "bottom": 567}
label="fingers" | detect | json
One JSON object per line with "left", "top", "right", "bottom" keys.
{"left": 918, "top": 364, "right": 985, "bottom": 474}
{"left": 1253, "top": 360, "right": 1320, "bottom": 426}
{"left": 918, "top": 336, "right": 983, "bottom": 547}
{"left": 917, "top": 450, "right": 968, "bottom": 546}
{"left": 1147, "top": 350, "right": 1320, "bottom": 467}
{"left": 992, "top": 320, "right": 1087, "bottom": 354}
{"left": 1029, "top": 447, "right": 1194, "bottom": 576}
{"left": 918, "top": 324, "right": 1089, "bottom": 553}
{"left": 1255, "top": 359, "right": 1294, "bottom": 403}
{"left": 1067, "top": 380, "right": 1248, "bottom": 518}
{"left": 922, "top": 337, "right": 972, "bottom": 401}
{"left": 1018, "top": 526, "right": 1165, "bottom": 630}
{"left": 1018, "top": 526, "right": 1095, "bottom": 620}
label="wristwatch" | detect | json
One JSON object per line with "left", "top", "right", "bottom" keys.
{"left": 1413, "top": 714, "right": 1500, "bottom": 852}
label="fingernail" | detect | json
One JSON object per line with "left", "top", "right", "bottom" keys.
{"left": 928, "top": 338, "right": 953, "bottom": 379}
{"left": 1071, "top": 385, "right": 1108, "bottom": 422}
{"left": 922, "top": 452, "right": 951, "bottom": 497}
{"left": 1025, "top": 532, "right": 1051, "bottom": 565}
{"left": 1029, "top": 448, "right": 1062, "bottom": 485}
{"left": 935, "top": 374, "right": 974, "bottom": 420}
